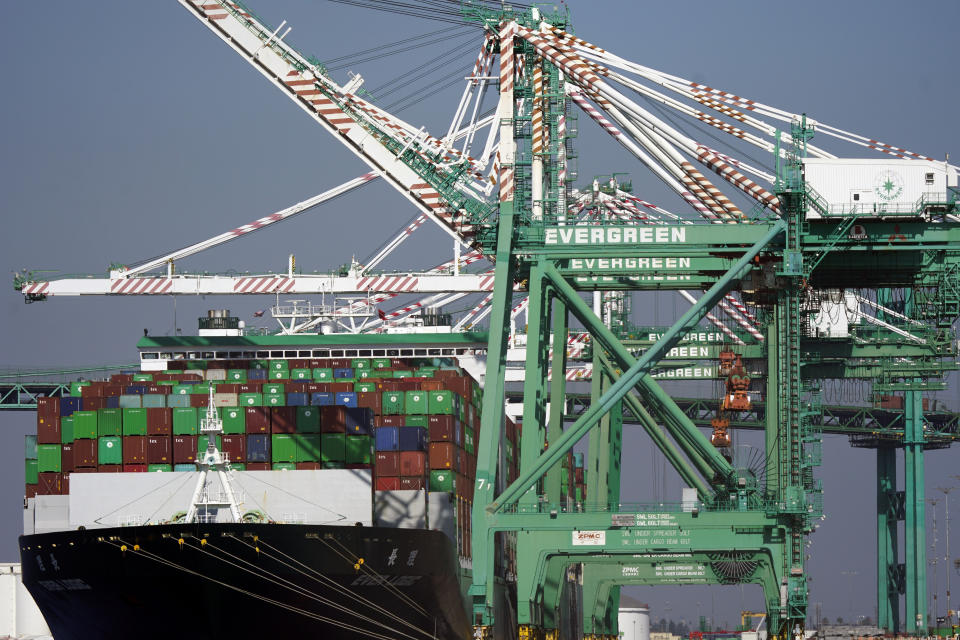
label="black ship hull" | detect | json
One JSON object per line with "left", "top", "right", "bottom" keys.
{"left": 20, "top": 522, "right": 472, "bottom": 640}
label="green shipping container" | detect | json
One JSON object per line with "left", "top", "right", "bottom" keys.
{"left": 297, "top": 435, "right": 323, "bottom": 462}
{"left": 262, "top": 383, "right": 284, "bottom": 395}
{"left": 269, "top": 369, "right": 289, "bottom": 380}
{"left": 133, "top": 373, "right": 153, "bottom": 382}
{"left": 404, "top": 391, "right": 428, "bottom": 414}
{"left": 354, "top": 382, "right": 376, "bottom": 393}
{"left": 184, "top": 360, "right": 208, "bottom": 370}
{"left": 270, "top": 359, "right": 288, "bottom": 371}
{"left": 231, "top": 463, "right": 246, "bottom": 471}
{"left": 220, "top": 407, "right": 245, "bottom": 435}
{"left": 356, "top": 370, "right": 372, "bottom": 380}
{"left": 37, "top": 444, "right": 61, "bottom": 472}
{"left": 122, "top": 408, "right": 148, "bottom": 436}
{"left": 291, "top": 368, "right": 311, "bottom": 380}
{"left": 239, "top": 393, "right": 262, "bottom": 406}
{"left": 171, "top": 384, "right": 194, "bottom": 395}
{"left": 392, "top": 370, "right": 412, "bottom": 378}
{"left": 351, "top": 358, "right": 371, "bottom": 370}
{"left": 272, "top": 462, "right": 296, "bottom": 471}
{"left": 405, "top": 415, "right": 428, "bottom": 428}
{"left": 156, "top": 380, "right": 177, "bottom": 387}
{"left": 322, "top": 461, "right": 346, "bottom": 469}
{"left": 70, "top": 381, "right": 91, "bottom": 396}
{"left": 148, "top": 464, "right": 172, "bottom": 472}
{"left": 173, "top": 408, "right": 199, "bottom": 435}
{"left": 271, "top": 435, "right": 298, "bottom": 463}
{"left": 295, "top": 407, "right": 321, "bottom": 433}
{"left": 191, "top": 384, "right": 212, "bottom": 395}
{"left": 345, "top": 435, "right": 372, "bottom": 464}
{"left": 264, "top": 393, "right": 286, "bottom": 407}
{"left": 99, "top": 408, "right": 123, "bottom": 436}
{"left": 382, "top": 391, "right": 404, "bottom": 414}
{"left": 430, "top": 469, "right": 455, "bottom": 492}
{"left": 227, "top": 369, "right": 247, "bottom": 381}
{"left": 464, "top": 429, "right": 476, "bottom": 455}
{"left": 372, "top": 358, "right": 391, "bottom": 369}
{"left": 98, "top": 437, "right": 122, "bottom": 465}
{"left": 197, "top": 435, "right": 222, "bottom": 455}
{"left": 427, "top": 390, "right": 455, "bottom": 415}
{"left": 25, "top": 459, "right": 39, "bottom": 485}
{"left": 320, "top": 434, "right": 345, "bottom": 463}
{"left": 72, "top": 411, "right": 98, "bottom": 440}
{"left": 250, "top": 359, "right": 269, "bottom": 370}
{"left": 313, "top": 368, "right": 333, "bottom": 381}
{"left": 60, "top": 416, "right": 74, "bottom": 444}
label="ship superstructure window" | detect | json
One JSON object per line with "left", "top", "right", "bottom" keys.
{"left": 314, "top": 350, "right": 330, "bottom": 357}
{"left": 853, "top": 193, "right": 860, "bottom": 201}
{"left": 229, "top": 351, "right": 242, "bottom": 358}
{"left": 387, "top": 349, "right": 399, "bottom": 356}
{"left": 160, "top": 353, "right": 172, "bottom": 360}
{"left": 142, "top": 352, "right": 158, "bottom": 360}
{"left": 202, "top": 352, "right": 215, "bottom": 359}
{"left": 372, "top": 349, "right": 386, "bottom": 356}
{"left": 345, "top": 349, "right": 358, "bottom": 357}
{"left": 401, "top": 349, "right": 413, "bottom": 356}
{"left": 331, "top": 350, "right": 344, "bottom": 357}
{"left": 428, "top": 348, "right": 441, "bottom": 355}
{"left": 257, "top": 351, "right": 269, "bottom": 358}
{"left": 926, "top": 172, "right": 935, "bottom": 185}
{"left": 298, "top": 350, "right": 310, "bottom": 357}
{"left": 284, "top": 350, "right": 296, "bottom": 357}
{"left": 359, "top": 350, "right": 372, "bottom": 357}
{"left": 270, "top": 350, "right": 283, "bottom": 358}
{"left": 442, "top": 349, "right": 454, "bottom": 355}
{"left": 215, "top": 352, "right": 228, "bottom": 359}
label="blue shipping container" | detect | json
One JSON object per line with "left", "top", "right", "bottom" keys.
{"left": 246, "top": 434, "right": 271, "bottom": 462}
{"left": 344, "top": 407, "right": 374, "bottom": 436}
{"left": 398, "top": 426, "right": 427, "bottom": 451}
{"left": 287, "top": 392, "right": 308, "bottom": 406}
{"left": 310, "top": 392, "right": 335, "bottom": 406}
{"left": 335, "top": 392, "right": 358, "bottom": 408}
{"left": 60, "top": 397, "right": 82, "bottom": 417}
{"left": 375, "top": 426, "right": 400, "bottom": 451}
{"left": 105, "top": 396, "right": 120, "bottom": 409}
{"left": 124, "top": 385, "right": 148, "bottom": 395}
{"left": 248, "top": 369, "right": 268, "bottom": 381}
{"left": 333, "top": 368, "right": 354, "bottom": 379}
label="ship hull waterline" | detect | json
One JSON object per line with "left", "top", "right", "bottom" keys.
{"left": 20, "top": 521, "right": 472, "bottom": 640}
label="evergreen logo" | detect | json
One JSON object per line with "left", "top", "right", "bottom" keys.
{"left": 874, "top": 170, "right": 904, "bottom": 201}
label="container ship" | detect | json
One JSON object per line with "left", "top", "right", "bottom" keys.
{"left": 18, "top": 312, "right": 587, "bottom": 639}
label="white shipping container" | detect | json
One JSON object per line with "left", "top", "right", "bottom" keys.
{"left": 802, "top": 158, "right": 956, "bottom": 217}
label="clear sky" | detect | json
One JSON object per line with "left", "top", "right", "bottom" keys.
{"left": 1, "top": 0, "right": 958, "bottom": 628}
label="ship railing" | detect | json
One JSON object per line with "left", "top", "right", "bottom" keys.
{"left": 117, "top": 515, "right": 145, "bottom": 527}
{"left": 506, "top": 499, "right": 780, "bottom": 515}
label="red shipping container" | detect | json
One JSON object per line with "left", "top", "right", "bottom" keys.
{"left": 320, "top": 406, "right": 347, "bottom": 433}
{"left": 147, "top": 436, "right": 172, "bottom": 464}
{"left": 71, "top": 466, "right": 97, "bottom": 473}
{"left": 123, "top": 436, "right": 147, "bottom": 464}
{"left": 189, "top": 394, "right": 209, "bottom": 408}
{"left": 38, "top": 472, "right": 62, "bottom": 495}
{"left": 221, "top": 435, "right": 245, "bottom": 463}
{"left": 374, "top": 452, "right": 400, "bottom": 476}
{"left": 329, "top": 359, "right": 350, "bottom": 369}
{"left": 123, "top": 464, "right": 148, "bottom": 473}
{"left": 357, "top": 393, "right": 382, "bottom": 413}
{"left": 24, "top": 484, "right": 39, "bottom": 500}
{"left": 146, "top": 408, "right": 172, "bottom": 435}
{"left": 289, "top": 359, "right": 310, "bottom": 369}
{"left": 146, "top": 385, "right": 167, "bottom": 394}
{"left": 104, "top": 385, "right": 124, "bottom": 398}
{"left": 295, "top": 462, "right": 323, "bottom": 470}
{"left": 37, "top": 396, "right": 60, "bottom": 418}
{"left": 271, "top": 406, "right": 297, "bottom": 434}
{"left": 73, "top": 440, "right": 97, "bottom": 467}
{"left": 37, "top": 414, "right": 61, "bottom": 445}
{"left": 378, "top": 415, "right": 405, "bottom": 427}
{"left": 111, "top": 374, "right": 134, "bottom": 385}
{"left": 173, "top": 436, "right": 198, "bottom": 464}
{"left": 82, "top": 397, "right": 106, "bottom": 411}
{"left": 400, "top": 476, "right": 425, "bottom": 490}
{"left": 61, "top": 444, "right": 75, "bottom": 474}
{"left": 245, "top": 407, "right": 270, "bottom": 434}
{"left": 238, "top": 383, "right": 261, "bottom": 393}
{"left": 244, "top": 462, "right": 271, "bottom": 471}
{"left": 346, "top": 463, "right": 371, "bottom": 470}
{"left": 399, "top": 451, "right": 426, "bottom": 476}
{"left": 379, "top": 381, "right": 402, "bottom": 392}
{"left": 375, "top": 476, "right": 401, "bottom": 491}
{"left": 62, "top": 473, "right": 70, "bottom": 495}
{"left": 304, "top": 383, "right": 325, "bottom": 392}
{"left": 80, "top": 384, "right": 103, "bottom": 398}
{"left": 217, "top": 383, "right": 240, "bottom": 394}
{"left": 420, "top": 380, "right": 443, "bottom": 392}
{"left": 328, "top": 382, "right": 354, "bottom": 393}
{"left": 98, "top": 464, "right": 123, "bottom": 473}
{"left": 429, "top": 442, "right": 458, "bottom": 471}
{"left": 428, "top": 415, "right": 456, "bottom": 442}
{"left": 287, "top": 382, "right": 309, "bottom": 393}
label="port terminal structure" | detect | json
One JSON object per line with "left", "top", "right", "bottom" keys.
{"left": 12, "top": 1, "right": 960, "bottom": 639}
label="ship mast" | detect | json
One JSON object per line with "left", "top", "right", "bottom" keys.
{"left": 185, "top": 387, "right": 243, "bottom": 523}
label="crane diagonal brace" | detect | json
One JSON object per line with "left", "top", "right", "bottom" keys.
{"left": 488, "top": 220, "right": 786, "bottom": 512}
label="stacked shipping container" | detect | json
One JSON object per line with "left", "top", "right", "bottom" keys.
{"left": 24, "top": 356, "right": 540, "bottom": 560}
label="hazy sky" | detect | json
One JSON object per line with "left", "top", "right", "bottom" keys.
{"left": 2, "top": 0, "right": 958, "bottom": 628}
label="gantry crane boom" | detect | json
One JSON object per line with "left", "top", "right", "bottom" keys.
{"left": 179, "top": 0, "right": 495, "bottom": 245}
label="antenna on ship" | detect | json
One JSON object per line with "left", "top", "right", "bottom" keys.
{"left": 185, "top": 387, "right": 243, "bottom": 523}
